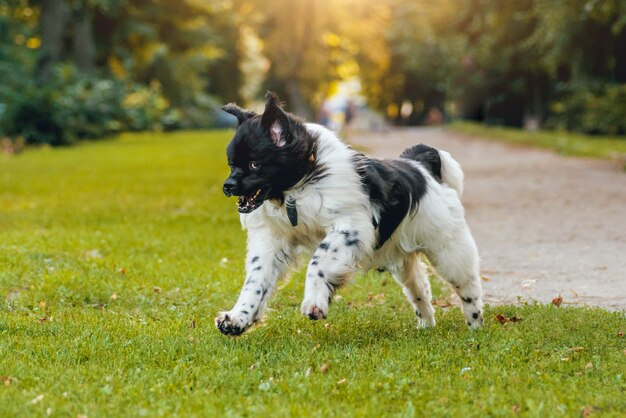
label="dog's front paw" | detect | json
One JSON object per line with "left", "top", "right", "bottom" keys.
{"left": 301, "top": 300, "right": 328, "bottom": 320}
{"left": 215, "top": 312, "right": 251, "bottom": 336}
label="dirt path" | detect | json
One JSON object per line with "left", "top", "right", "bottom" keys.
{"left": 351, "top": 127, "right": 626, "bottom": 310}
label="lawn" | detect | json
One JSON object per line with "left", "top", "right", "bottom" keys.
{"left": 1, "top": 131, "right": 624, "bottom": 417}
{"left": 450, "top": 122, "right": 626, "bottom": 169}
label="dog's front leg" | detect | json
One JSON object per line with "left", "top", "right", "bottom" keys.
{"left": 215, "top": 232, "right": 291, "bottom": 336}
{"left": 301, "top": 227, "right": 368, "bottom": 320}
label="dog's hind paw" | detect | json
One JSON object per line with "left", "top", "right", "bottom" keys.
{"left": 215, "top": 312, "right": 249, "bottom": 336}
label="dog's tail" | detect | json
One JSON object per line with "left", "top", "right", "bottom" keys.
{"left": 399, "top": 144, "right": 464, "bottom": 197}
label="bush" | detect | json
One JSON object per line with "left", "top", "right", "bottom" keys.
{"left": 1, "top": 65, "right": 184, "bottom": 145}
{"left": 3, "top": 89, "right": 70, "bottom": 145}
{"left": 547, "top": 84, "right": 626, "bottom": 136}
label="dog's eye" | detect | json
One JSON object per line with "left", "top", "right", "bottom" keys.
{"left": 249, "top": 161, "right": 259, "bottom": 171}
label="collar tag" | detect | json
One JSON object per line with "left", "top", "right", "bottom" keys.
{"left": 286, "top": 196, "right": 298, "bottom": 227}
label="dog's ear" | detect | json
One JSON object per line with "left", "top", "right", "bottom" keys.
{"left": 222, "top": 103, "right": 256, "bottom": 126}
{"left": 261, "top": 91, "right": 291, "bottom": 147}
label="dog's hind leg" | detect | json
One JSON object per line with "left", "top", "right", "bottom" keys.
{"left": 425, "top": 229, "right": 484, "bottom": 328}
{"left": 389, "top": 253, "right": 436, "bottom": 328}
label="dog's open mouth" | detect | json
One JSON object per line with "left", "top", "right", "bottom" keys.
{"left": 237, "top": 187, "right": 269, "bottom": 213}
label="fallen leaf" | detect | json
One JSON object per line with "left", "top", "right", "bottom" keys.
{"left": 512, "top": 405, "right": 521, "bottom": 413}
{"left": 618, "top": 331, "right": 624, "bottom": 337}
{"left": 581, "top": 406, "right": 593, "bottom": 417}
{"left": 152, "top": 286, "right": 162, "bottom": 293}
{"left": 189, "top": 319, "right": 196, "bottom": 329}
{"left": 3, "top": 376, "right": 10, "bottom": 386}
{"left": 570, "top": 347, "right": 585, "bottom": 352}
{"left": 337, "top": 378, "right": 347, "bottom": 385}
{"left": 320, "top": 364, "right": 329, "bottom": 374}
{"left": 481, "top": 275, "right": 490, "bottom": 282}
{"left": 552, "top": 295, "right": 563, "bottom": 307}
{"left": 585, "top": 362, "right": 593, "bottom": 369}
{"left": 305, "top": 367, "right": 312, "bottom": 377}
{"left": 324, "top": 323, "right": 332, "bottom": 329}
{"left": 495, "top": 314, "right": 522, "bottom": 324}
{"left": 249, "top": 363, "right": 257, "bottom": 370}
{"left": 110, "top": 293, "right": 118, "bottom": 300}
{"left": 118, "top": 268, "right": 126, "bottom": 274}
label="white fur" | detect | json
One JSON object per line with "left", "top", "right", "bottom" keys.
{"left": 215, "top": 124, "right": 483, "bottom": 335}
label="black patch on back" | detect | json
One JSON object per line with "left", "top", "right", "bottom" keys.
{"left": 399, "top": 144, "right": 442, "bottom": 182}
{"left": 353, "top": 154, "right": 428, "bottom": 248}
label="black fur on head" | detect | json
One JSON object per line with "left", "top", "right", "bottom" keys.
{"left": 222, "top": 92, "right": 318, "bottom": 213}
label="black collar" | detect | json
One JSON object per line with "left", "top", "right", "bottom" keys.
{"left": 285, "top": 196, "right": 298, "bottom": 227}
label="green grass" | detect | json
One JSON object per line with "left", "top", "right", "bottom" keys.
{"left": 1, "top": 131, "right": 625, "bottom": 417}
{"left": 450, "top": 122, "right": 626, "bottom": 168}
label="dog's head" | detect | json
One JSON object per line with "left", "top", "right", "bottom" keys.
{"left": 222, "top": 92, "right": 316, "bottom": 213}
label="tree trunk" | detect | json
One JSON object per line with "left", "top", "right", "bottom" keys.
{"left": 73, "top": 9, "right": 96, "bottom": 74}
{"left": 285, "top": 78, "right": 312, "bottom": 119}
{"left": 36, "top": 0, "right": 70, "bottom": 84}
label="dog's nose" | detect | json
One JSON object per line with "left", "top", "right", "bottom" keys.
{"left": 223, "top": 178, "right": 237, "bottom": 197}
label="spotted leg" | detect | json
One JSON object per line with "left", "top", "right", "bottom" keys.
{"left": 425, "top": 230, "right": 484, "bottom": 328}
{"left": 301, "top": 226, "right": 371, "bottom": 320}
{"left": 389, "top": 253, "right": 436, "bottom": 328}
{"left": 215, "top": 230, "right": 292, "bottom": 336}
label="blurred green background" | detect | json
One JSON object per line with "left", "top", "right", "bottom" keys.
{"left": 1, "top": 0, "right": 625, "bottom": 146}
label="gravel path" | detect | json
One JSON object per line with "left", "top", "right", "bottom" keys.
{"left": 351, "top": 127, "right": 626, "bottom": 310}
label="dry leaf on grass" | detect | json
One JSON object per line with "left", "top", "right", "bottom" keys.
{"left": 581, "top": 406, "right": 594, "bottom": 417}
{"left": 552, "top": 295, "right": 563, "bottom": 307}
{"left": 495, "top": 314, "right": 522, "bottom": 324}
{"left": 320, "top": 364, "right": 329, "bottom": 374}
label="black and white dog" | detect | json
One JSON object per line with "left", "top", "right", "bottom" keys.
{"left": 216, "top": 93, "right": 483, "bottom": 335}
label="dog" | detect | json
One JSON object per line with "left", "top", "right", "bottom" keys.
{"left": 215, "top": 92, "right": 483, "bottom": 336}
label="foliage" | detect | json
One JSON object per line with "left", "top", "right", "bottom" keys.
{"left": 547, "top": 83, "right": 626, "bottom": 135}
{"left": 2, "top": 66, "right": 182, "bottom": 145}
{"left": 1, "top": 131, "right": 625, "bottom": 416}
{"left": 379, "top": 0, "right": 626, "bottom": 128}
{"left": 0, "top": 0, "right": 236, "bottom": 145}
